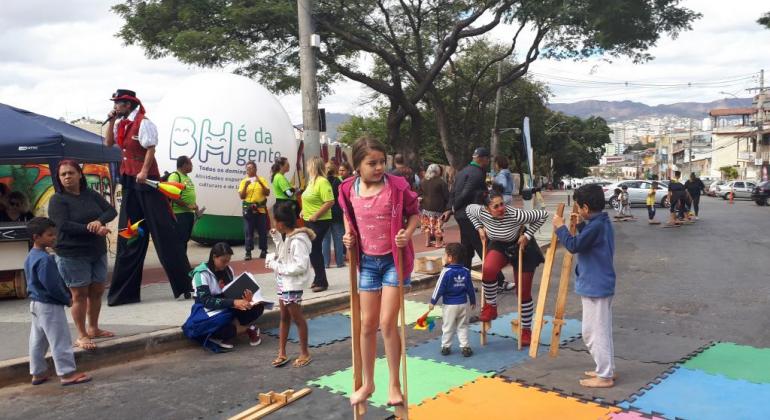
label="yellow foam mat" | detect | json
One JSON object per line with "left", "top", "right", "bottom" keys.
{"left": 410, "top": 377, "right": 621, "bottom": 420}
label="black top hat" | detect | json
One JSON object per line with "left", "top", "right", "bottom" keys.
{"left": 110, "top": 89, "right": 138, "bottom": 102}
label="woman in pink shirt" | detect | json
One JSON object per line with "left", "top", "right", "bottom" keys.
{"left": 338, "top": 136, "right": 419, "bottom": 409}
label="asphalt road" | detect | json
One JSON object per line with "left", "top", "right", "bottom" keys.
{"left": 0, "top": 196, "right": 767, "bottom": 419}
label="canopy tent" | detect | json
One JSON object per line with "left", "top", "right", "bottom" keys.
{"left": 0, "top": 103, "right": 121, "bottom": 164}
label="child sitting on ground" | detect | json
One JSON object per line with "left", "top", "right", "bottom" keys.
{"left": 429, "top": 243, "right": 476, "bottom": 357}
{"left": 24, "top": 217, "right": 91, "bottom": 386}
{"left": 553, "top": 184, "right": 617, "bottom": 388}
{"left": 266, "top": 201, "right": 314, "bottom": 368}
{"left": 647, "top": 182, "right": 660, "bottom": 225}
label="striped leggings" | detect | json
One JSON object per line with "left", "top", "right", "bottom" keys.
{"left": 481, "top": 249, "right": 535, "bottom": 328}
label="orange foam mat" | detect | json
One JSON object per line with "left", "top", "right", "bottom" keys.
{"left": 410, "top": 377, "right": 621, "bottom": 420}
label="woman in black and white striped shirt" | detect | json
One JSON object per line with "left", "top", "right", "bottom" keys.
{"left": 466, "top": 188, "right": 548, "bottom": 346}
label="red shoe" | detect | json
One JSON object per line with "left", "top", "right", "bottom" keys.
{"left": 247, "top": 326, "right": 262, "bottom": 347}
{"left": 478, "top": 304, "right": 498, "bottom": 322}
{"left": 520, "top": 328, "right": 531, "bottom": 347}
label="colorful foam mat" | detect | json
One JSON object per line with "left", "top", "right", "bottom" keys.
{"left": 469, "top": 312, "right": 582, "bottom": 345}
{"left": 681, "top": 342, "right": 770, "bottom": 383}
{"left": 409, "top": 330, "right": 531, "bottom": 373}
{"left": 343, "top": 299, "right": 441, "bottom": 325}
{"left": 409, "top": 377, "right": 620, "bottom": 419}
{"left": 264, "top": 313, "right": 350, "bottom": 347}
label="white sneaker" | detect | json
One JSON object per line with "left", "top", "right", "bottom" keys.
{"left": 209, "top": 338, "right": 234, "bottom": 349}
{"left": 498, "top": 281, "right": 516, "bottom": 293}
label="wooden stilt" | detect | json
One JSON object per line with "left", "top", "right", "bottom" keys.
{"left": 228, "top": 388, "right": 312, "bottom": 420}
{"left": 480, "top": 240, "right": 489, "bottom": 346}
{"left": 529, "top": 203, "right": 565, "bottom": 358}
{"left": 348, "top": 247, "right": 366, "bottom": 418}
{"left": 549, "top": 203, "right": 579, "bottom": 357}
{"left": 395, "top": 249, "right": 409, "bottom": 419}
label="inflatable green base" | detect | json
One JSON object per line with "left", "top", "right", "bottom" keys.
{"left": 191, "top": 214, "right": 245, "bottom": 245}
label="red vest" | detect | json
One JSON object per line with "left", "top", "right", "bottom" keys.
{"left": 118, "top": 112, "right": 159, "bottom": 177}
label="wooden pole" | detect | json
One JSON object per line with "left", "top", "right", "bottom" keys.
{"left": 480, "top": 239, "right": 488, "bottom": 346}
{"left": 549, "top": 203, "right": 578, "bottom": 357}
{"left": 516, "top": 243, "right": 524, "bottom": 350}
{"left": 348, "top": 247, "right": 366, "bottom": 419}
{"left": 396, "top": 249, "right": 410, "bottom": 419}
{"left": 529, "top": 203, "right": 565, "bottom": 358}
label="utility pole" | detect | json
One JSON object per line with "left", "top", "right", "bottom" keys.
{"left": 490, "top": 61, "right": 503, "bottom": 160}
{"left": 747, "top": 69, "right": 766, "bottom": 181}
{"left": 297, "top": 0, "right": 321, "bottom": 160}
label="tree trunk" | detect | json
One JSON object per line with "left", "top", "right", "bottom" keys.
{"left": 429, "top": 94, "right": 460, "bottom": 169}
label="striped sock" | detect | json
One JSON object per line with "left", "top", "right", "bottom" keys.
{"left": 482, "top": 282, "right": 498, "bottom": 306}
{"left": 521, "top": 299, "right": 534, "bottom": 328}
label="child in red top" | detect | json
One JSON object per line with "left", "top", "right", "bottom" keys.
{"left": 338, "top": 136, "right": 420, "bottom": 408}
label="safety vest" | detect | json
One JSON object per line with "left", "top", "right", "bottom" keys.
{"left": 117, "top": 112, "right": 159, "bottom": 177}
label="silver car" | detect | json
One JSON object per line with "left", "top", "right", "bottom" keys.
{"left": 604, "top": 180, "right": 670, "bottom": 208}
{"left": 718, "top": 180, "right": 758, "bottom": 200}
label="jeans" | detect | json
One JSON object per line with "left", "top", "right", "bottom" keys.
{"left": 243, "top": 210, "right": 268, "bottom": 253}
{"left": 322, "top": 221, "right": 345, "bottom": 267}
{"left": 304, "top": 219, "right": 331, "bottom": 288}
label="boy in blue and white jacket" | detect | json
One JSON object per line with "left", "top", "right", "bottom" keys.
{"left": 554, "top": 184, "right": 617, "bottom": 388}
{"left": 430, "top": 243, "right": 476, "bottom": 357}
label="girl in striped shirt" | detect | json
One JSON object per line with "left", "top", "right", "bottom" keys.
{"left": 466, "top": 188, "right": 548, "bottom": 345}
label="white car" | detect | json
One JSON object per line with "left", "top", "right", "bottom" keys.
{"left": 707, "top": 180, "right": 725, "bottom": 197}
{"left": 717, "top": 180, "right": 758, "bottom": 200}
{"left": 603, "top": 180, "right": 670, "bottom": 208}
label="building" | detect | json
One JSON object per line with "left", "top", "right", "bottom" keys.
{"left": 709, "top": 100, "right": 769, "bottom": 180}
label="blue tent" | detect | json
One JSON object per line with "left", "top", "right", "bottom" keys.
{"left": 0, "top": 103, "right": 121, "bottom": 164}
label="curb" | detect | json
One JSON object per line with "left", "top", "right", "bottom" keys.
{"left": 0, "top": 266, "right": 444, "bottom": 389}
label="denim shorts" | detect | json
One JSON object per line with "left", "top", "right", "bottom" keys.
{"left": 55, "top": 253, "right": 108, "bottom": 288}
{"left": 278, "top": 290, "right": 304, "bottom": 304}
{"left": 359, "top": 253, "right": 411, "bottom": 292}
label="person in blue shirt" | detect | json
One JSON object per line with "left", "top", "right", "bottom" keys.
{"left": 553, "top": 184, "right": 616, "bottom": 389}
{"left": 24, "top": 217, "right": 91, "bottom": 386}
{"left": 429, "top": 243, "right": 476, "bottom": 357}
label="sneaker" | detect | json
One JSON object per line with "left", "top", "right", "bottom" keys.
{"left": 441, "top": 347, "right": 451, "bottom": 356}
{"left": 247, "top": 326, "right": 262, "bottom": 347}
{"left": 478, "top": 304, "right": 498, "bottom": 322}
{"left": 519, "top": 328, "right": 531, "bottom": 347}
{"left": 461, "top": 347, "right": 473, "bottom": 357}
{"left": 498, "top": 281, "right": 515, "bottom": 293}
{"left": 311, "top": 285, "right": 328, "bottom": 293}
{"left": 209, "top": 338, "right": 234, "bottom": 349}
{"left": 245, "top": 252, "right": 252, "bottom": 261}
{"left": 259, "top": 251, "right": 267, "bottom": 259}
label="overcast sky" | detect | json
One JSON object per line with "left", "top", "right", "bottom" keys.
{"left": 1, "top": 0, "right": 769, "bottom": 123}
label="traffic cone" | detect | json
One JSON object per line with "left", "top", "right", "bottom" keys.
{"left": 730, "top": 191, "right": 734, "bottom": 205}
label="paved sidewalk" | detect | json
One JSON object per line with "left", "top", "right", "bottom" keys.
{"left": 0, "top": 190, "right": 568, "bottom": 383}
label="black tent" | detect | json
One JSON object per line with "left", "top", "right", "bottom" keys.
{"left": 0, "top": 103, "right": 121, "bottom": 164}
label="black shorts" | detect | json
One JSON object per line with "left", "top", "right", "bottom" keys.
{"left": 488, "top": 237, "right": 545, "bottom": 273}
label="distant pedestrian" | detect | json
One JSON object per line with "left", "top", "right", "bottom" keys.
{"left": 684, "top": 173, "right": 705, "bottom": 219}
{"left": 271, "top": 157, "right": 300, "bottom": 219}
{"left": 646, "top": 181, "right": 661, "bottom": 225}
{"left": 390, "top": 153, "right": 415, "bottom": 190}
{"left": 553, "top": 184, "right": 616, "bottom": 388}
{"left": 301, "top": 157, "right": 335, "bottom": 292}
{"left": 322, "top": 161, "right": 345, "bottom": 268}
{"left": 418, "top": 164, "right": 451, "bottom": 248}
{"left": 167, "top": 155, "right": 198, "bottom": 253}
{"left": 429, "top": 243, "right": 476, "bottom": 357}
{"left": 610, "top": 188, "right": 623, "bottom": 219}
{"left": 266, "top": 201, "right": 314, "bottom": 368}
{"left": 338, "top": 161, "right": 353, "bottom": 180}
{"left": 24, "top": 217, "right": 92, "bottom": 386}
{"left": 0, "top": 191, "right": 35, "bottom": 222}
{"left": 619, "top": 185, "right": 632, "bottom": 219}
{"left": 493, "top": 156, "right": 515, "bottom": 204}
{"left": 239, "top": 161, "right": 271, "bottom": 260}
{"left": 666, "top": 171, "right": 686, "bottom": 227}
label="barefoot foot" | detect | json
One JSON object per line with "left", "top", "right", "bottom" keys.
{"left": 386, "top": 385, "right": 404, "bottom": 406}
{"left": 350, "top": 384, "right": 374, "bottom": 406}
{"left": 579, "top": 377, "right": 614, "bottom": 388}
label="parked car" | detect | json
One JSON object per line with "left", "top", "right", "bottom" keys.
{"left": 717, "top": 180, "right": 758, "bottom": 200}
{"left": 751, "top": 181, "right": 770, "bottom": 205}
{"left": 603, "top": 180, "right": 670, "bottom": 208}
{"left": 707, "top": 180, "right": 726, "bottom": 197}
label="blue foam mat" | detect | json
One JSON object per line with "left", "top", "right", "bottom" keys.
{"left": 264, "top": 313, "right": 351, "bottom": 347}
{"left": 409, "top": 330, "right": 532, "bottom": 373}
{"left": 469, "top": 312, "right": 582, "bottom": 345}
{"left": 620, "top": 367, "right": 770, "bottom": 420}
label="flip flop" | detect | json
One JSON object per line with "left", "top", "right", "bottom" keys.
{"left": 74, "top": 337, "right": 97, "bottom": 350}
{"left": 272, "top": 356, "right": 291, "bottom": 367}
{"left": 292, "top": 356, "right": 312, "bottom": 368}
{"left": 88, "top": 330, "right": 115, "bottom": 339}
{"left": 31, "top": 376, "right": 49, "bottom": 386}
{"left": 61, "top": 373, "right": 92, "bottom": 386}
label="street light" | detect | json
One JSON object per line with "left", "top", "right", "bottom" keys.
{"left": 719, "top": 91, "right": 741, "bottom": 99}
{"left": 545, "top": 120, "right": 568, "bottom": 134}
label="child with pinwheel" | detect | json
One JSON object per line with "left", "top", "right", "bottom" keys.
{"left": 430, "top": 243, "right": 476, "bottom": 357}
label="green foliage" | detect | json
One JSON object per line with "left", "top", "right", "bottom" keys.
{"left": 760, "top": 12, "right": 770, "bottom": 29}
{"left": 719, "top": 166, "right": 739, "bottom": 180}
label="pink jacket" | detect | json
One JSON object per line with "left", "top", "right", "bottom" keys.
{"left": 338, "top": 173, "right": 419, "bottom": 279}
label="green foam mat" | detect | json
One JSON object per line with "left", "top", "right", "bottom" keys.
{"left": 343, "top": 300, "right": 441, "bottom": 325}
{"left": 308, "top": 356, "right": 486, "bottom": 408}
{"left": 683, "top": 342, "right": 770, "bottom": 383}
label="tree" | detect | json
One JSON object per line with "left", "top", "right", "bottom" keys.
{"left": 719, "top": 166, "right": 739, "bottom": 180}
{"left": 759, "top": 12, "right": 770, "bottom": 29}
{"left": 114, "top": 1, "right": 699, "bottom": 165}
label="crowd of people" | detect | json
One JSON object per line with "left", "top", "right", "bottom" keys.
{"left": 18, "top": 87, "right": 619, "bottom": 396}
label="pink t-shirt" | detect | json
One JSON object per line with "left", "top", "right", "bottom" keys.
{"left": 350, "top": 179, "right": 393, "bottom": 256}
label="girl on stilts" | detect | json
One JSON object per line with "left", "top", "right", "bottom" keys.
{"left": 466, "top": 186, "right": 548, "bottom": 345}
{"left": 339, "top": 136, "right": 420, "bottom": 408}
